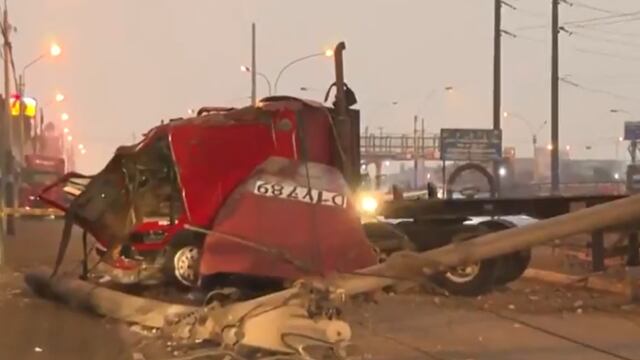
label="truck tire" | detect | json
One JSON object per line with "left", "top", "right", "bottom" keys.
{"left": 478, "top": 220, "right": 532, "bottom": 285}
{"left": 431, "top": 228, "right": 500, "bottom": 296}
{"left": 363, "top": 222, "right": 416, "bottom": 255}
{"left": 163, "top": 231, "right": 204, "bottom": 288}
{"left": 495, "top": 249, "right": 531, "bottom": 285}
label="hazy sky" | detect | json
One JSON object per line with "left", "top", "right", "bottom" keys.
{"left": 12, "top": 0, "right": 640, "bottom": 173}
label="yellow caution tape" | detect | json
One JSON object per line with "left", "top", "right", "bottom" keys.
{"left": 0, "top": 208, "right": 64, "bottom": 217}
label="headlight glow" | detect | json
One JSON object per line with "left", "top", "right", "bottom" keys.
{"left": 360, "top": 195, "right": 379, "bottom": 214}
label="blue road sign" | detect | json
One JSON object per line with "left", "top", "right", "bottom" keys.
{"left": 624, "top": 121, "right": 640, "bottom": 141}
{"left": 440, "top": 128, "right": 502, "bottom": 161}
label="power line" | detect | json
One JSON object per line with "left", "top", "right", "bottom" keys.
{"left": 578, "top": 26, "right": 640, "bottom": 40}
{"left": 568, "top": 0, "right": 619, "bottom": 15}
{"left": 569, "top": 30, "right": 640, "bottom": 50}
{"left": 560, "top": 77, "right": 640, "bottom": 101}
{"left": 572, "top": 14, "right": 640, "bottom": 28}
{"left": 563, "top": 9, "right": 640, "bottom": 25}
{"left": 571, "top": 46, "right": 640, "bottom": 62}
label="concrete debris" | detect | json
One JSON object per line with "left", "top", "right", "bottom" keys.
{"left": 508, "top": 304, "right": 516, "bottom": 310}
{"left": 513, "top": 323, "right": 522, "bottom": 328}
{"left": 132, "top": 352, "right": 146, "bottom": 360}
{"left": 576, "top": 308, "right": 583, "bottom": 315}
{"left": 129, "top": 324, "right": 158, "bottom": 337}
{"left": 34, "top": 347, "right": 43, "bottom": 352}
{"left": 573, "top": 300, "right": 584, "bottom": 308}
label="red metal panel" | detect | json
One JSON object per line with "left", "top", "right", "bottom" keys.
{"left": 169, "top": 101, "right": 334, "bottom": 227}
{"left": 199, "top": 157, "right": 377, "bottom": 280}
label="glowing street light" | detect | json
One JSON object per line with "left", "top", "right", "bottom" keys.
{"left": 55, "top": 92, "right": 65, "bottom": 102}
{"left": 273, "top": 47, "right": 335, "bottom": 93}
{"left": 78, "top": 144, "right": 85, "bottom": 150}
{"left": 63, "top": 127, "right": 69, "bottom": 134}
{"left": 240, "top": 65, "right": 273, "bottom": 96}
{"left": 80, "top": 149, "right": 87, "bottom": 155}
{"left": 50, "top": 43, "right": 62, "bottom": 57}
{"left": 60, "top": 113, "right": 69, "bottom": 121}
{"left": 67, "top": 135, "right": 73, "bottom": 142}
{"left": 547, "top": 144, "right": 553, "bottom": 151}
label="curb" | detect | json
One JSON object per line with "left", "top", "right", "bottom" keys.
{"left": 522, "top": 268, "right": 634, "bottom": 297}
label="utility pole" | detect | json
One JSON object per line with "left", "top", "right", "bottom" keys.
{"left": 551, "top": 0, "right": 560, "bottom": 193}
{"left": 413, "top": 115, "right": 418, "bottom": 189}
{"left": 493, "top": 0, "right": 502, "bottom": 197}
{"left": 251, "top": 22, "right": 257, "bottom": 106}
{"left": 0, "top": 4, "right": 11, "bottom": 263}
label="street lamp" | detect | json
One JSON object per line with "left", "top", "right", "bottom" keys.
{"left": 610, "top": 108, "right": 636, "bottom": 161}
{"left": 503, "top": 111, "right": 548, "bottom": 155}
{"left": 273, "top": 48, "right": 334, "bottom": 94}
{"left": 240, "top": 65, "right": 272, "bottom": 96}
{"left": 21, "top": 42, "right": 62, "bottom": 91}
{"left": 60, "top": 113, "right": 70, "bottom": 122}
{"left": 41, "top": 92, "right": 65, "bottom": 110}
{"left": 415, "top": 86, "right": 454, "bottom": 118}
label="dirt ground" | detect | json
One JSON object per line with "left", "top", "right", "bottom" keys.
{"left": 1, "top": 218, "right": 640, "bottom": 360}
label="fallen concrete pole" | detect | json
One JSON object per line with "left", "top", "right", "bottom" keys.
{"left": 24, "top": 268, "right": 198, "bottom": 328}
{"left": 24, "top": 193, "right": 640, "bottom": 355}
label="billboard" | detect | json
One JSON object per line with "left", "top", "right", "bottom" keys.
{"left": 440, "top": 128, "right": 502, "bottom": 161}
{"left": 624, "top": 121, "right": 640, "bottom": 141}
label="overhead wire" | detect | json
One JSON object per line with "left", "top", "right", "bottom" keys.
{"left": 560, "top": 78, "right": 640, "bottom": 102}
{"left": 563, "top": 9, "right": 640, "bottom": 26}
{"left": 572, "top": 15, "right": 640, "bottom": 28}
{"left": 568, "top": 30, "right": 640, "bottom": 50}
{"left": 578, "top": 26, "right": 640, "bottom": 40}
{"left": 568, "top": 0, "right": 621, "bottom": 15}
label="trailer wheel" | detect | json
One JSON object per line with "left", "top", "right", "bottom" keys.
{"left": 431, "top": 229, "right": 499, "bottom": 296}
{"left": 478, "top": 220, "right": 532, "bottom": 285}
{"left": 363, "top": 222, "right": 416, "bottom": 255}
{"left": 163, "top": 231, "right": 204, "bottom": 288}
{"left": 495, "top": 249, "right": 531, "bottom": 285}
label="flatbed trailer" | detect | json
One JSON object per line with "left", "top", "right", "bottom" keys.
{"left": 363, "top": 193, "right": 637, "bottom": 295}
{"left": 380, "top": 194, "right": 627, "bottom": 220}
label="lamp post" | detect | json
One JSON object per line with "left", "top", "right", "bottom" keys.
{"left": 273, "top": 49, "right": 334, "bottom": 94}
{"left": 611, "top": 109, "right": 636, "bottom": 163}
{"left": 503, "top": 111, "right": 547, "bottom": 156}
{"left": 503, "top": 111, "right": 548, "bottom": 182}
{"left": 18, "top": 43, "right": 62, "bottom": 157}
{"left": 240, "top": 66, "right": 272, "bottom": 96}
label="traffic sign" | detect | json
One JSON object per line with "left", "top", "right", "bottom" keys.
{"left": 440, "top": 128, "right": 502, "bottom": 161}
{"left": 624, "top": 121, "right": 640, "bottom": 140}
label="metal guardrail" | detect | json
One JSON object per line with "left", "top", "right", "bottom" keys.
{"left": 360, "top": 134, "right": 440, "bottom": 160}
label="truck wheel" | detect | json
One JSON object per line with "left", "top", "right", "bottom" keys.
{"left": 163, "top": 232, "right": 204, "bottom": 288}
{"left": 362, "top": 222, "right": 416, "bottom": 255}
{"left": 495, "top": 249, "right": 531, "bottom": 285}
{"left": 477, "top": 220, "right": 532, "bottom": 285}
{"left": 431, "top": 229, "right": 499, "bottom": 296}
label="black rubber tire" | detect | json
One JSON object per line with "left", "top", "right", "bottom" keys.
{"left": 495, "top": 249, "right": 532, "bottom": 285}
{"left": 162, "top": 231, "right": 204, "bottom": 288}
{"left": 362, "top": 222, "right": 416, "bottom": 254}
{"left": 478, "top": 220, "right": 532, "bottom": 285}
{"left": 431, "top": 228, "right": 500, "bottom": 296}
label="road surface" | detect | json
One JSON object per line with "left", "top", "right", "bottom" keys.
{"left": 1, "top": 218, "right": 639, "bottom": 359}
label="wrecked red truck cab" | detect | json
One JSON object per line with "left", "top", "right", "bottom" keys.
{"left": 41, "top": 97, "right": 376, "bottom": 288}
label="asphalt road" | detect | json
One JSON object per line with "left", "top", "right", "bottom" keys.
{"left": 1, "top": 218, "right": 640, "bottom": 360}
